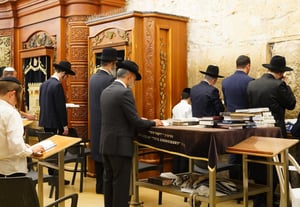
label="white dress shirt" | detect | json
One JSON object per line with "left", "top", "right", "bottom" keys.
{"left": 0, "top": 100, "right": 32, "bottom": 175}
{"left": 172, "top": 99, "right": 193, "bottom": 119}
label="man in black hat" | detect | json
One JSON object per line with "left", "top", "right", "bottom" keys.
{"left": 39, "top": 60, "right": 75, "bottom": 182}
{"left": 39, "top": 60, "right": 75, "bottom": 136}
{"left": 89, "top": 47, "right": 119, "bottom": 194}
{"left": 190, "top": 65, "right": 225, "bottom": 117}
{"left": 247, "top": 55, "right": 296, "bottom": 137}
{"left": 247, "top": 55, "right": 296, "bottom": 207}
{"left": 100, "top": 60, "right": 162, "bottom": 207}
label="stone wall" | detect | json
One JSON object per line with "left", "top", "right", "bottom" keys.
{"left": 126, "top": 0, "right": 300, "bottom": 117}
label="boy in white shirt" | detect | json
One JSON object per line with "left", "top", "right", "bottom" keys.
{"left": 172, "top": 88, "right": 192, "bottom": 119}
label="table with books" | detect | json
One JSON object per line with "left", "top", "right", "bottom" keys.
{"left": 132, "top": 125, "right": 282, "bottom": 207}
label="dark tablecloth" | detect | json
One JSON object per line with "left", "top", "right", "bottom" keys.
{"left": 136, "top": 126, "right": 282, "bottom": 167}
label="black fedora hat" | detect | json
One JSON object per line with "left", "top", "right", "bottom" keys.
{"left": 117, "top": 60, "right": 141, "bottom": 80}
{"left": 262, "top": 55, "right": 293, "bottom": 72}
{"left": 53, "top": 61, "right": 75, "bottom": 75}
{"left": 99, "top": 47, "right": 118, "bottom": 61}
{"left": 200, "top": 65, "right": 224, "bottom": 78}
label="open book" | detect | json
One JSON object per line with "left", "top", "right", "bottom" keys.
{"left": 30, "top": 139, "right": 56, "bottom": 151}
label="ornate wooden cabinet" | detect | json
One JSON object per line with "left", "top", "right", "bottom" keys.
{"left": 87, "top": 11, "right": 188, "bottom": 175}
{"left": 87, "top": 11, "right": 189, "bottom": 120}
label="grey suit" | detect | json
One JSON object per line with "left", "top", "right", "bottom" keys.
{"left": 100, "top": 81, "right": 155, "bottom": 207}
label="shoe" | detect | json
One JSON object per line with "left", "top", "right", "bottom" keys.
{"left": 64, "top": 180, "right": 70, "bottom": 185}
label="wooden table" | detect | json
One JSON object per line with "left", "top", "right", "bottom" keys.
{"left": 32, "top": 135, "right": 81, "bottom": 207}
{"left": 133, "top": 126, "right": 282, "bottom": 207}
{"left": 22, "top": 119, "right": 33, "bottom": 127}
{"left": 227, "top": 136, "right": 299, "bottom": 207}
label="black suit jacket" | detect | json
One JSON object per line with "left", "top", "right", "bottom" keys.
{"left": 190, "top": 80, "right": 225, "bottom": 117}
{"left": 89, "top": 70, "right": 115, "bottom": 161}
{"left": 100, "top": 81, "right": 155, "bottom": 157}
{"left": 39, "top": 77, "right": 68, "bottom": 129}
{"left": 247, "top": 73, "right": 296, "bottom": 136}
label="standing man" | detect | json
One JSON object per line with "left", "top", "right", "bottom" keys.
{"left": 89, "top": 47, "right": 118, "bottom": 194}
{"left": 190, "top": 65, "right": 225, "bottom": 117}
{"left": 222, "top": 55, "right": 253, "bottom": 180}
{"left": 247, "top": 55, "right": 296, "bottom": 207}
{"left": 39, "top": 60, "right": 75, "bottom": 135}
{"left": 100, "top": 60, "right": 163, "bottom": 207}
{"left": 222, "top": 55, "right": 253, "bottom": 112}
{"left": 247, "top": 55, "right": 296, "bottom": 138}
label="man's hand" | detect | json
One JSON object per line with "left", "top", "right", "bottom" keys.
{"left": 153, "top": 119, "right": 163, "bottom": 126}
{"left": 63, "top": 126, "right": 69, "bottom": 135}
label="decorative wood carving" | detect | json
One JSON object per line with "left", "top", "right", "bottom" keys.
{"left": 91, "top": 28, "right": 130, "bottom": 47}
{"left": 70, "top": 27, "right": 89, "bottom": 42}
{"left": 70, "top": 46, "right": 88, "bottom": 61}
{"left": 71, "top": 84, "right": 88, "bottom": 101}
{"left": 159, "top": 29, "right": 168, "bottom": 120}
{"left": 69, "top": 105, "right": 88, "bottom": 121}
{"left": 69, "top": 65, "right": 88, "bottom": 82}
{"left": 143, "top": 18, "right": 155, "bottom": 118}
{"left": 0, "top": 36, "right": 11, "bottom": 66}
{"left": 23, "top": 31, "right": 56, "bottom": 49}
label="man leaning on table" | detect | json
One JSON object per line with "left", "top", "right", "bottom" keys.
{"left": 100, "top": 60, "right": 163, "bottom": 207}
{"left": 0, "top": 77, "right": 44, "bottom": 177}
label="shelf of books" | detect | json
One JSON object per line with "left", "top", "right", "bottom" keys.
{"left": 136, "top": 172, "right": 270, "bottom": 204}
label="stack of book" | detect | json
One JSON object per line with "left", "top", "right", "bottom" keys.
{"left": 218, "top": 112, "right": 255, "bottom": 129}
{"left": 198, "top": 116, "right": 222, "bottom": 126}
{"left": 235, "top": 107, "right": 275, "bottom": 127}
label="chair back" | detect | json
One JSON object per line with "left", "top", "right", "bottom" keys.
{"left": 0, "top": 176, "right": 40, "bottom": 207}
{"left": 274, "top": 153, "right": 300, "bottom": 207}
{"left": 36, "top": 131, "right": 55, "bottom": 141}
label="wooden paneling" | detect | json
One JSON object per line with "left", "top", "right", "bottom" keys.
{"left": 0, "top": 0, "right": 126, "bottom": 176}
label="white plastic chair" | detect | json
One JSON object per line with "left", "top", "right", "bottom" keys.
{"left": 274, "top": 153, "right": 300, "bottom": 207}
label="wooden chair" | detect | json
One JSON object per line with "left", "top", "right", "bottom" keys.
{"left": 274, "top": 153, "right": 300, "bottom": 207}
{"left": 0, "top": 176, "right": 78, "bottom": 207}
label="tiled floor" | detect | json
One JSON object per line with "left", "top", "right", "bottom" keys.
{"left": 42, "top": 171, "right": 252, "bottom": 207}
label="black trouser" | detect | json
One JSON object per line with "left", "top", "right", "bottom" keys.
{"left": 102, "top": 155, "right": 132, "bottom": 207}
{"left": 95, "top": 161, "right": 104, "bottom": 193}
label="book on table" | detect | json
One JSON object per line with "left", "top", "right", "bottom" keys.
{"left": 30, "top": 139, "right": 56, "bottom": 151}
{"left": 235, "top": 107, "right": 270, "bottom": 113}
{"left": 199, "top": 116, "right": 222, "bottom": 126}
